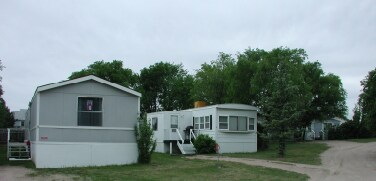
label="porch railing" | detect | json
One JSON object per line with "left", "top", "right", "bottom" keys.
{"left": 189, "top": 129, "right": 196, "bottom": 144}
{"left": 175, "top": 128, "right": 184, "bottom": 144}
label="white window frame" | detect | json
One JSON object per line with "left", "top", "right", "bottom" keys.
{"left": 77, "top": 96, "right": 103, "bottom": 127}
{"left": 248, "top": 117, "right": 255, "bottom": 131}
{"left": 152, "top": 117, "right": 158, "bottom": 131}
{"left": 218, "top": 115, "right": 229, "bottom": 130}
{"left": 205, "top": 116, "right": 210, "bottom": 130}
{"left": 219, "top": 115, "right": 256, "bottom": 132}
{"left": 170, "top": 115, "right": 179, "bottom": 132}
{"left": 199, "top": 117, "right": 205, "bottom": 129}
{"left": 194, "top": 117, "right": 199, "bottom": 130}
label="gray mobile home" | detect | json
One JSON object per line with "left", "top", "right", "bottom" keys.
{"left": 147, "top": 104, "right": 258, "bottom": 154}
{"left": 26, "top": 75, "right": 141, "bottom": 168}
{"left": 12, "top": 109, "right": 27, "bottom": 128}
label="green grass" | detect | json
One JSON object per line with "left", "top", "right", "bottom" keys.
{"left": 225, "top": 141, "right": 329, "bottom": 165}
{"left": 0, "top": 145, "right": 34, "bottom": 168}
{"left": 348, "top": 137, "right": 376, "bottom": 143}
{"left": 1, "top": 144, "right": 308, "bottom": 180}
{"left": 31, "top": 153, "right": 308, "bottom": 181}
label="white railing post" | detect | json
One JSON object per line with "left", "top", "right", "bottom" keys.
{"left": 189, "top": 129, "right": 196, "bottom": 144}
{"left": 7, "top": 128, "right": 10, "bottom": 158}
{"left": 320, "top": 130, "right": 325, "bottom": 140}
{"left": 175, "top": 128, "right": 184, "bottom": 143}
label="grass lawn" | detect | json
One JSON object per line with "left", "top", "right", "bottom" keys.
{"left": 225, "top": 141, "right": 329, "bottom": 165}
{"left": 1, "top": 144, "right": 308, "bottom": 180}
{"left": 348, "top": 137, "right": 376, "bottom": 143}
{"left": 31, "top": 153, "right": 308, "bottom": 181}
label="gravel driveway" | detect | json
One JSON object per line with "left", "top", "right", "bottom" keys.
{"left": 191, "top": 140, "right": 376, "bottom": 181}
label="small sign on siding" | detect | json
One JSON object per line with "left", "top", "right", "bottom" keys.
{"left": 40, "top": 136, "right": 48, "bottom": 141}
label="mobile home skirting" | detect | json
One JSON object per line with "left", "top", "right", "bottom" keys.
{"left": 31, "top": 142, "right": 138, "bottom": 168}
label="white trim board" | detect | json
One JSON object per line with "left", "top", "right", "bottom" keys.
{"left": 37, "top": 75, "right": 141, "bottom": 97}
{"left": 38, "top": 125, "right": 135, "bottom": 131}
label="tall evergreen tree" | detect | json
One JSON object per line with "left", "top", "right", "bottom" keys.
{"left": 358, "top": 67, "right": 376, "bottom": 136}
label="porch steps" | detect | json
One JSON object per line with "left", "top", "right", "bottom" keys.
{"left": 177, "top": 141, "right": 196, "bottom": 155}
{"left": 177, "top": 143, "right": 196, "bottom": 155}
{"left": 8, "top": 142, "right": 31, "bottom": 160}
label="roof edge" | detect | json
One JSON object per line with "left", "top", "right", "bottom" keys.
{"left": 36, "top": 75, "right": 141, "bottom": 97}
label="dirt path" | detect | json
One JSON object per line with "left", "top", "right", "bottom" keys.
{"left": 0, "top": 166, "right": 78, "bottom": 181}
{"left": 190, "top": 141, "right": 376, "bottom": 181}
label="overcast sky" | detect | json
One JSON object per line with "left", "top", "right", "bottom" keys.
{"left": 1, "top": 0, "right": 375, "bottom": 119}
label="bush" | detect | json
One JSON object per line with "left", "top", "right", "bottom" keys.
{"left": 193, "top": 134, "right": 216, "bottom": 154}
{"left": 135, "top": 117, "right": 156, "bottom": 164}
{"left": 328, "top": 120, "right": 372, "bottom": 140}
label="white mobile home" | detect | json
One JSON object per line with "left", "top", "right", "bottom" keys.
{"left": 305, "top": 117, "right": 346, "bottom": 140}
{"left": 26, "top": 75, "right": 140, "bottom": 168}
{"left": 147, "top": 104, "right": 258, "bottom": 154}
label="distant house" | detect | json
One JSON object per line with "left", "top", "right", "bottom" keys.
{"left": 147, "top": 104, "right": 258, "bottom": 154}
{"left": 12, "top": 109, "right": 27, "bottom": 128}
{"left": 305, "top": 117, "right": 346, "bottom": 140}
{"left": 26, "top": 75, "right": 141, "bottom": 168}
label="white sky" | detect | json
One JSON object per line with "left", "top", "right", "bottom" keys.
{"left": 1, "top": 0, "right": 375, "bottom": 119}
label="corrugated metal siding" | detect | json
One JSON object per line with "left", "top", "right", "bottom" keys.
{"left": 38, "top": 128, "right": 135, "bottom": 143}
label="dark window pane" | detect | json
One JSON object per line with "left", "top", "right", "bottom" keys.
{"left": 249, "top": 118, "right": 255, "bottom": 130}
{"left": 152, "top": 117, "right": 158, "bottom": 131}
{"left": 78, "top": 112, "right": 102, "bottom": 126}
{"left": 219, "top": 116, "right": 228, "bottom": 129}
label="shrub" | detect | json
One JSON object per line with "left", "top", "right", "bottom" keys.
{"left": 135, "top": 117, "right": 156, "bottom": 164}
{"left": 328, "top": 120, "right": 372, "bottom": 140}
{"left": 193, "top": 134, "right": 216, "bottom": 154}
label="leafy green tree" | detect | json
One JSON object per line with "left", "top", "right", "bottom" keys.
{"left": 69, "top": 60, "right": 139, "bottom": 89}
{"left": 0, "top": 99, "right": 14, "bottom": 128}
{"left": 135, "top": 116, "right": 156, "bottom": 164}
{"left": 258, "top": 49, "right": 311, "bottom": 156}
{"left": 358, "top": 67, "right": 376, "bottom": 136}
{"left": 301, "top": 62, "right": 347, "bottom": 127}
{"left": 0, "top": 61, "right": 15, "bottom": 128}
{"left": 140, "top": 62, "right": 193, "bottom": 113}
{"left": 192, "top": 53, "right": 236, "bottom": 104}
{"left": 233, "top": 48, "right": 266, "bottom": 105}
